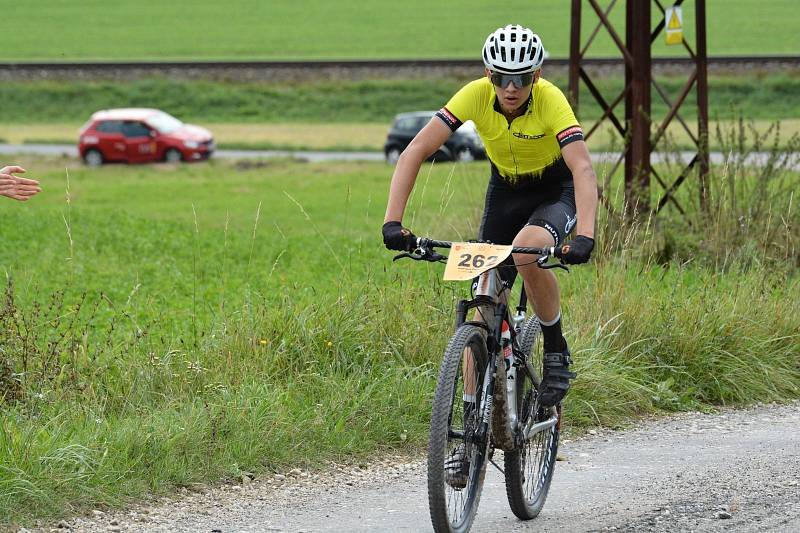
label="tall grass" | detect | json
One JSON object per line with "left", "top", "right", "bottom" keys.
{"left": 596, "top": 117, "right": 800, "bottom": 269}
{"left": 0, "top": 124, "right": 798, "bottom": 524}
{"left": 573, "top": 120, "right": 800, "bottom": 423}
{"left": 565, "top": 264, "right": 799, "bottom": 427}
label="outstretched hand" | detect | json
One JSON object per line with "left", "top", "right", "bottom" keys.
{"left": 1, "top": 166, "right": 41, "bottom": 201}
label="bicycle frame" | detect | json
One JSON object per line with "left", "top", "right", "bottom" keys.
{"left": 456, "top": 266, "right": 557, "bottom": 448}
{"left": 397, "top": 237, "right": 563, "bottom": 445}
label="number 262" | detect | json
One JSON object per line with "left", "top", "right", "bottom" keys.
{"left": 458, "top": 254, "right": 498, "bottom": 268}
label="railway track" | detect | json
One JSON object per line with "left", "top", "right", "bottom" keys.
{"left": 1, "top": 55, "right": 799, "bottom": 70}
{"left": 0, "top": 55, "right": 797, "bottom": 73}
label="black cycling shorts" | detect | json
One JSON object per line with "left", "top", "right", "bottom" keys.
{"left": 478, "top": 157, "right": 577, "bottom": 287}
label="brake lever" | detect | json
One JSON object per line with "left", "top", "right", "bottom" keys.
{"left": 393, "top": 249, "right": 447, "bottom": 263}
{"left": 393, "top": 252, "right": 417, "bottom": 261}
{"left": 536, "top": 254, "right": 570, "bottom": 272}
{"left": 540, "top": 261, "right": 569, "bottom": 272}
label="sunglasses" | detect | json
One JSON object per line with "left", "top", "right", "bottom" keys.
{"left": 490, "top": 71, "right": 535, "bottom": 88}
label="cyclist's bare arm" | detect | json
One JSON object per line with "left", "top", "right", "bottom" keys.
{"left": 383, "top": 118, "right": 452, "bottom": 223}
{"left": 561, "top": 140, "right": 598, "bottom": 238}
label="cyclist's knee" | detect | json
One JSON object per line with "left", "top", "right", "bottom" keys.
{"left": 512, "top": 226, "right": 554, "bottom": 267}
{"left": 512, "top": 225, "right": 555, "bottom": 249}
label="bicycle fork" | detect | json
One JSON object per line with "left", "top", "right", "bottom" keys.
{"left": 477, "top": 355, "right": 495, "bottom": 443}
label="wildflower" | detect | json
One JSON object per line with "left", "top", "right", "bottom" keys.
{"left": 185, "top": 360, "right": 205, "bottom": 374}
{"left": 326, "top": 341, "right": 333, "bottom": 348}
{"left": 259, "top": 339, "right": 268, "bottom": 346}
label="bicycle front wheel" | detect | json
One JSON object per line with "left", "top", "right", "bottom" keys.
{"left": 504, "top": 316, "right": 560, "bottom": 520}
{"left": 428, "top": 324, "right": 490, "bottom": 533}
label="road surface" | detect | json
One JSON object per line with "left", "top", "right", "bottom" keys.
{"left": 51, "top": 401, "right": 800, "bottom": 533}
{"left": 1, "top": 143, "right": 798, "bottom": 171}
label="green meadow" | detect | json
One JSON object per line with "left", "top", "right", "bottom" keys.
{"left": 1, "top": 0, "right": 797, "bottom": 61}
{"left": 1, "top": 0, "right": 800, "bottom": 525}
{"left": 0, "top": 147, "right": 798, "bottom": 523}
{"left": 2, "top": 75, "right": 800, "bottom": 125}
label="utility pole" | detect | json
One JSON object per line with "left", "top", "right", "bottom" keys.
{"left": 569, "top": 0, "right": 709, "bottom": 217}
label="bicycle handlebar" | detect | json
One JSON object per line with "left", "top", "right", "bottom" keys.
{"left": 417, "top": 238, "right": 562, "bottom": 258}
{"left": 393, "top": 237, "right": 569, "bottom": 271}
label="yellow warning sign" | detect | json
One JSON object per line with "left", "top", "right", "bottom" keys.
{"left": 668, "top": 9, "right": 681, "bottom": 29}
{"left": 665, "top": 6, "right": 683, "bottom": 45}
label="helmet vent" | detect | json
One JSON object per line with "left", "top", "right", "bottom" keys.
{"left": 481, "top": 24, "right": 545, "bottom": 74}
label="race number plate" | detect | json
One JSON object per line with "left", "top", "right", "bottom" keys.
{"left": 443, "top": 242, "right": 513, "bottom": 281}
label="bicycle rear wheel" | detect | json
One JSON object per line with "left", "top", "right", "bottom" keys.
{"left": 428, "top": 324, "right": 490, "bottom": 533}
{"left": 504, "top": 317, "right": 560, "bottom": 520}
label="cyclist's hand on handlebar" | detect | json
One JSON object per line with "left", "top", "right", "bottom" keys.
{"left": 559, "top": 235, "right": 594, "bottom": 264}
{"left": 382, "top": 221, "right": 417, "bottom": 251}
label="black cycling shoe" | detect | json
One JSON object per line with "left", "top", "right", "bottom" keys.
{"left": 537, "top": 348, "right": 577, "bottom": 407}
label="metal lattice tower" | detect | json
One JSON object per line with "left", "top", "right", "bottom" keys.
{"left": 569, "top": 0, "right": 709, "bottom": 215}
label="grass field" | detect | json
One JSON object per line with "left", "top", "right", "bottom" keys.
{"left": 1, "top": 1, "right": 797, "bottom": 61}
{"left": 0, "top": 150, "right": 798, "bottom": 524}
{"left": 2, "top": 75, "right": 800, "bottom": 125}
{"left": 4, "top": 75, "right": 800, "bottom": 124}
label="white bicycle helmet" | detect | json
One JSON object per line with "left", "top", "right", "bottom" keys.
{"left": 482, "top": 25, "right": 545, "bottom": 74}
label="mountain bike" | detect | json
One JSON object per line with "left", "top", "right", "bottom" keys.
{"left": 394, "top": 237, "right": 568, "bottom": 533}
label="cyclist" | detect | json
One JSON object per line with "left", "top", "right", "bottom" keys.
{"left": 382, "top": 24, "right": 598, "bottom": 410}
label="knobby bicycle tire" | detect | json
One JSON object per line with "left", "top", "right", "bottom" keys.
{"left": 428, "top": 324, "right": 490, "bottom": 533}
{"left": 504, "top": 316, "right": 560, "bottom": 520}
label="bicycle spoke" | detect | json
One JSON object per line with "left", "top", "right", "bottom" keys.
{"left": 428, "top": 324, "right": 490, "bottom": 533}
{"left": 504, "top": 316, "right": 560, "bottom": 520}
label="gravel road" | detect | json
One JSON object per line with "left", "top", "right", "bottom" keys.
{"left": 36, "top": 401, "right": 799, "bottom": 533}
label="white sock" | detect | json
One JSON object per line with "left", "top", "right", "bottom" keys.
{"left": 539, "top": 311, "right": 561, "bottom": 327}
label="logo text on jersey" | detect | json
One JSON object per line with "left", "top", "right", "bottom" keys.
{"left": 513, "top": 131, "right": 545, "bottom": 140}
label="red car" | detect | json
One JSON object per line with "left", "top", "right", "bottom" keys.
{"left": 78, "top": 108, "right": 214, "bottom": 166}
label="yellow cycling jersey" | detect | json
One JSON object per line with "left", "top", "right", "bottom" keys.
{"left": 435, "top": 77, "right": 583, "bottom": 183}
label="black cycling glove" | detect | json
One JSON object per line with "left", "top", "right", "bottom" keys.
{"left": 560, "top": 235, "right": 594, "bottom": 264}
{"left": 382, "top": 221, "right": 417, "bottom": 251}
